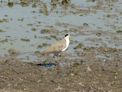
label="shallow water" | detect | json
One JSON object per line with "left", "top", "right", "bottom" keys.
{"left": 0, "top": 0, "right": 122, "bottom": 61}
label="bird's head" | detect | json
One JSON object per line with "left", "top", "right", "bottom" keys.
{"left": 64, "top": 34, "right": 70, "bottom": 40}
{"left": 65, "top": 34, "right": 70, "bottom": 37}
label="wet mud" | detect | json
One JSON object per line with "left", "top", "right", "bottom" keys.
{"left": 0, "top": 0, "right": 122, "bottom": 92}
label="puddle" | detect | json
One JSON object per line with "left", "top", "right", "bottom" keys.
{"left": 0, "top": 0, "right": 122, "bottom": 62}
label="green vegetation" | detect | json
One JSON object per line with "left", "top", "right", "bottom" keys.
{"left": 116, "top": 30, "right": 122, "bottom": 33}
{"left": 21, "top": 38, "right": 30, "bottom": 42}
{"left": 0, "top": 19, "right": 8, "bottom": 23}
{"left": 41, "top": 29, "right": 50, "bottom": 33}
{"left": 37, "top": 43, "right": 49, "bottom": 48}
{"left": 31, "top": 28, "right": 36, "bottom": 31}
{"left": 0, "top": 38, "right": 8, "bottom": 43}
{"left": 0, "top": 29, "right": 6, "bottom": 32}
{"left": 8, "top": 2, "right": 14, "bottom": 8}
{"left": 74, "top": 43, "right": 84, "bottom": 49}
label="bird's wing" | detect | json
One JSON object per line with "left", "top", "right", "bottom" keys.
{"left": 44, "top": 39, "right": 66, "bottom": 53}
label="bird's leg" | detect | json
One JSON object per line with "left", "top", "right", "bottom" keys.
{"left": 53, "top": 52, "right": 59, "bottom": 58}
{"left": 52, "top": 52, "right": 61, "bottom": 71}
{"left": 58, "top": 53, "right": 61, "bottom": 57}
{"left": 53, "top": 52, "right": 62, "bottom": 58}
{"left": 55, "top": 59, "right": 61, "bottom": 74}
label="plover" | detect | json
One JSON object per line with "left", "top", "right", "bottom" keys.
{"left": 41, "top": 34, "right": 70, "bottom": 56}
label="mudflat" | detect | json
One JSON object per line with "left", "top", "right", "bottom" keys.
{"left": 0, "top": 47, "right": 122, "bottom": 92}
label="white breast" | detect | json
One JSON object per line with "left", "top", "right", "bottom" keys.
{"left": 62, "top": 36, "right": 70, "bottom": 51}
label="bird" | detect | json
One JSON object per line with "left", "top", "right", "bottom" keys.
{"left": 33, "top": 34, "right": 70, "bottom": 66}
{"left": 41, "top": 34, "right": 70, "bottom": 56}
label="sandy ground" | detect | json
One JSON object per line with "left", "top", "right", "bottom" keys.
{"left": 0, "top": 47, "right": 122, "bottom": 92}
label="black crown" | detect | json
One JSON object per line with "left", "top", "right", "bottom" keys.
{"left": 65, "top": 34, "right": 68, "bottom": 37}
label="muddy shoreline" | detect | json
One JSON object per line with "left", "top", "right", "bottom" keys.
{"left": 0, "top": 47, "right": 122, "bottom": 92}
